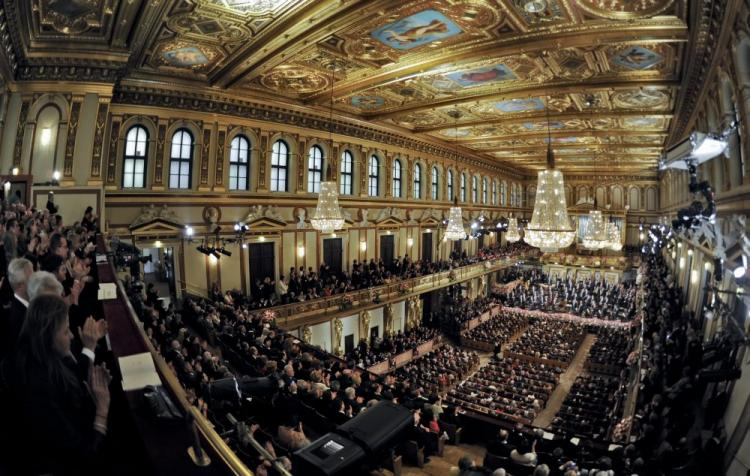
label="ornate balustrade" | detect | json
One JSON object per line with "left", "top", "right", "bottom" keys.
{"left": 273, "top": 256, "right": 526, "bottom": 329}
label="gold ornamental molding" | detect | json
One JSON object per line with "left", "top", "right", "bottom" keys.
{"left": 304, "top": 19, "right": 687, "bottom": 103}
{"left": 367, "top": 79, "right": 680, "bottom": 120}
{"left": 110, "top": 83, "right": 527, "bottom": 180}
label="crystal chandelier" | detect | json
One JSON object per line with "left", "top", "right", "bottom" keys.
{"left": 506, "top": 216, "right": 521, "bottom": 242}
{"left": 311, "top": 61, "right": 345, "bottom": 235}
{"left": 582, "top": 209, "right": 610, "bottom": 250}
{"left": 311, "top": 178, "right": 344, "bottom": 234}
{"left": 607, "top": 222, "right": 623, "bottom": 251}
{"left": 524, "top": 100, "right": 575, "bottom": 253}
{"left": 444, "top": 110, "right": 465, "bottom": 241}
{"left": 445, "top": 198, "right": 466, "bottom": 241}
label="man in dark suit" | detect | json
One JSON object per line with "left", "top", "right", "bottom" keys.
{"left": 487, "top": 428, "right": 514, "bottom": 458}
{"left": 1, "top": 258, "right": 32, "bottom": 361}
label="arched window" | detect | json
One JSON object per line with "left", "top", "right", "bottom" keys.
{"left": 471, "top": 175, "right": 478, "bottom": 203}
{"left": 229, "top": 135, "right": 250, "bottom": 191}
{"left": 340, "top": 150, "right": 353, "bottom": 195}
{"left": 271, "top": 139, "right": 289, "bottom": 192}
{"left": 460, "top": 173, "right": 467, "bottom": 202}
{"left": 392, "top": 159, "right": 402, "bottom": 198}
{"left": 368, "top": 155, "right": 379, "bottom": 196}
{"left": 413, "top": 163, "right": 422, "bottom": 199}
{"left": 431, "top": 166, "right": 439, "bottom": 200}
{"left": 123, "top": 125, "right": 148, "bottom": 188}
{"left": 447, "top": 169, "right": 454, "bottom": 200}
{"left": 482, "top": 177, "right": 488, "bottom": 204}
{"left": 169, "top": 129, "right": 193, "bottom": 189}
{"left": 307, "top": 145, "right": 324, "bottom": 193}
{"left": 500, "top": 181, "right": 507, "bottom": 206}
{"left": 492, "top": 181, "right": 497, "bottom": 205}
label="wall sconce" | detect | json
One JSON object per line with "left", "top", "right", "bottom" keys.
{"left": 184, "top": 226, "right": 194, "bottom": 240}
{"left": 425, "top": 228, "right": 431, "bottom": 233}
{"left": 407, "top": 237, "right": 414, "bottom": 247}
{"left": 155, "top": 240, "right": 162, "bottom": 248}
{"left": 691, "top": 270, "right": 699, "bottom": 284}
{"left": 11, "top": 167, "right": 19, "bottom": 176}
{"left": 359, "top": 241, "right": 367, "bottom": 252}
{"left": 2, "top": 180, "right": 10, "bottom": 196}
{"left": 704, "top": 261, "right": 711, "bottom": 270}
{"left": 52, "top": 170, "right": 61, "bottom": 182}
{"left": 687, "top": 249, "right": 693, "bottom": 256}
{"left": 259, "top": 236, "right": 266, "bottom": 242}
{"left": 40, "top": 128, "right": 52, "bottom": 146}
{"left": 297, "top": 244, "right": 305, "bottom": 258}
{"left": 679, "top": 257, "right": 685, "bottom": 269}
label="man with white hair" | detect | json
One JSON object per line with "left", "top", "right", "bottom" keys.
{"left": 27, "top": 270, "right": 64, "bottom": 301}
{"left": 1, "top": 258, "right": 33, "bottom": 360}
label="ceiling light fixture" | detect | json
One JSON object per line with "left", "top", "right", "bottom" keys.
{"left": 523, "top": 0, "right": 547, "bottom": 13}
{"left": 506, "top": 216, "right": 521, "bottom": 243}
{"left": 444, "top": 110, "right": 466, "bottom": 241}
{"left": 311, "top": 59, "right": 345, "bottom": 235}
{"left": 524, "top": 96, "right": 576, "bottom": 252}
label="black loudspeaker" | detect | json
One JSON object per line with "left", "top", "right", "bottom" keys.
{"left": 335, "top": 400, "right": 413, "bottom": 455}
{"left": 293, "top": 432, "right": 366, "bottom": 476}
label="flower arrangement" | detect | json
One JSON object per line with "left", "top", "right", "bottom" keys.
{"left": 340, "top": 294, "right": 354, "bottom": 310}
{"left": 261, "top": 309, "right": 277, "bottom": 322}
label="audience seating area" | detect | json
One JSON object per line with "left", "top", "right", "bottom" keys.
{"left": 551, "top": 373, "right": 625, "bottom": 440}
{"left": 448, "top": 357, "right": 563, "bottom": 425}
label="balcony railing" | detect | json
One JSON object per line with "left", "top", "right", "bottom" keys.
{"left": 272, "top": 255, "right": 531, "bottom": 329}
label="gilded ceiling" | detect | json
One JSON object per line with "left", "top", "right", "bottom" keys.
{"left": 1, "top": 0, "right": 689, "bottom": 175}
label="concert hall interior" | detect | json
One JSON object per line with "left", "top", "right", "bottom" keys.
{"left": 1, "top": 1, "right": 750, "bottom": 475}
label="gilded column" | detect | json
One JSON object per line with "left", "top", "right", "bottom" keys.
{"left": 198, "top": 126, "right": 212, "bottom": 191}
{"left": 384, "top": 151, "right": 392, "bottom": 199}
{"left": 213, "top": 126, "right": 226, "bottom": 192}
{"left": 297, "top": 135, "right": 307, "bottom": 194}
{"left": 151, "top": 121, "right": 168, "bottom": 191}
{"left": 256, "top": 130, "right": 269, "bottom": 192}
{"left": 61, "top": 96, "right": 83, "bottom": 186}
{"left": 12, "top": 98, "right": 30, "bottom": 169}
{"left": 359, "top": 146, "right": 368, "bottom": 197}
{"left": 88, "top": 99, "right": 110, "bottom": 186}
{"left": 103, "top": 114, "right": 122, "bottom": 189}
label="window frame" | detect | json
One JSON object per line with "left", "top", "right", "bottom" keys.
{"left": 413, "top": 162, "right": 422, "bottom": 199}
{"left": 228, "top": 134, "right": 250, "bottom": 191}
{"left": 368, "top": 155, "right": 380, "bottom": 197}
{"left": 122, "top": 125, "right": 148, "bottom": 189}
{"left": 307, "top": 144, "right": 324, "bottom": 193}
{"left": 270, "top": 139, "right": 290, "bottom": 192}
{"left": 482, "top": 177, "right": 488, "bottom": 204}
{"left": 460, "top": 173, "right": 467, "bottom": 202}
{"left": 447, "top": 169, "right": 454, "bottom": 201}
{"left": 392, "top": 158, "right": 402, "bottom": 198}
{"left": 169, "top": 128, "right": 193, "bottom": 190}
{"left": 340, "top": 150, "right": 354, "bottom": 195}
{"left": 431, "top": 166, "right": 439, "bottom": 200}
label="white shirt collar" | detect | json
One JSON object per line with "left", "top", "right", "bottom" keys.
{"left": 13, "top": 293, "right": 29, "bottom": 308}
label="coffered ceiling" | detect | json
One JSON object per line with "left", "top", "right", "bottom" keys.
{"left": 0, "top": 0, "right": 691, "bottom": 176}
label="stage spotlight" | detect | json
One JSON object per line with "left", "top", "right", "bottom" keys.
{"left": 218, "top": 247, "right": 232, "bottom": 257}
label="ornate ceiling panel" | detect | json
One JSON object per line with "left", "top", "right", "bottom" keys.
{"left": 2, "top": 0, "right": 690, "bottom": 175}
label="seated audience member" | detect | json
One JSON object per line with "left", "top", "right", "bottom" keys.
{"left": 510, "top": 437, "right": 538, "bottom": 467}
{"left": 0, "top": 294, "right": 112, "bottom": 475}
{"left": 487, "top": 429, "right": 514, "bottom": 458}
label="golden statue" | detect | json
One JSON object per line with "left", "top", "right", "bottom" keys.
{"left": 360, "top": 310, "right": 371, "bottom": 341}
{"left": 332, "top": 317, "right": 343, "bottom": 356}
{"left": 384, "top": 303, "right": 393, "bottom": 337}
{"left": 302, "top": 325, "right": 312, "bottom": 344}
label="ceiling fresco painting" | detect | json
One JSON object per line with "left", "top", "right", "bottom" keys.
{"left": 3, "top": 0, "right": 687, "bottom": 174}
